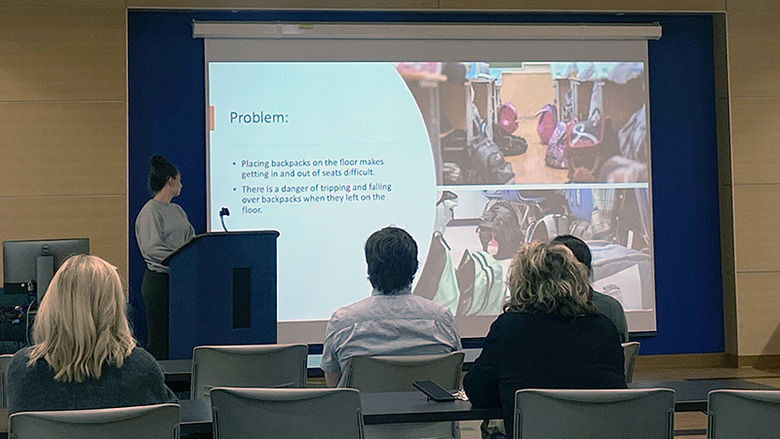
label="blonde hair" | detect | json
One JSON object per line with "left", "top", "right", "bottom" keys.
{"left": 504, "top": 241, "right": 596, "bottom": 317}
{"left": 27, "top": 254, "right": 136, "bottom": 382}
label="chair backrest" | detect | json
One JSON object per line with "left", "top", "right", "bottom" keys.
{"left": 0, "top": 353, "right": 14, "bottom": 408}
{"left": 514, "top": 388, "right": 674, "bottom": 439}
{"left": 622, "top": 341, "right": 640, "bottom": 383}
{"left": 191, "top": 343, "right": 308, "bottom": 400}
{"left": 707, "top": 389, "right": 780, "bottom": 438}
{"left": 342, "top": 352, "right": 464, "bottom": 392}
{"left": 211, "top": 387, "right": 363, "bottom": 439}
{"left": 8, "top": 403, "right": 180, "bottom": 439}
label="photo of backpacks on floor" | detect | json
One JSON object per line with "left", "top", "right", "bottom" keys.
{"left": 477, "top": 200, "right": 525, "bottom": 260}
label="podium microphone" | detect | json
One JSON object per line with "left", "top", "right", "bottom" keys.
{"left": 219, "top": 207, "right": 230, "bottom": 232}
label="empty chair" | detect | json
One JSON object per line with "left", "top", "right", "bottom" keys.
{"left": 191, "top": 343, "right": 307, "bottom": 401}
{"left": 211, "top": 387, "right": 363, "bottom": 439}
{"left": 8, "top": 403, "right": 180, "bottom": 439}
{"left": 0, "top": 353, "right": 13, "bottom": 408}
{"left": 343, "top": 352, "right": 464, "bottom": 392}
{"left": 343, "top": 352, "right": 464, "bottom": 439}
{"left": 707, "top": 389, "right": 780, "bottom": 438}
{"left": 514, "top": 388, "right": 674, "bottom": 439}
{"left": 622, "top": 341, "right": 640, "bottom": 383}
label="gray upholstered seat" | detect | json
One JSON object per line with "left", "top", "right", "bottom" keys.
{"left": 707, "top": 389, "right": 780, "bottom": 438}
{"left": 0, "top": 353, "right": 14, "bottom": 408}
{"left": 622, "top": 341, "right": 640, "bottom": 383}
{"left": 9, "top": 403, "right": 180, "bottom": 439}
{"left": 191, "top": 343, "right": 308, "bottom": 401}
{"left": 342, "top": 352, "right": 465, "bottom": 439}
{"left": 210, "top": 387, "right": 363, "bottom": 439}
{"left": 514, "top": 388, "right": 674, "bottom": 439}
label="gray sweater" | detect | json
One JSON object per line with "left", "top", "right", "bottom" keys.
{"left": 135, "top": 199, "right": 194, "bottom": 273}
{"left": 592, "top": 288, "right": 629, "bottom": 343}
{"left": 7, "top": 347, "right": 176, "bottom": 414}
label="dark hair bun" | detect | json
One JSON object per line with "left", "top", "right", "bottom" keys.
{"left": 151, "top": 155, "right": 168, "bottom": 168}
{"left": 148, "top": 155, "right": 179, "bottom": 193}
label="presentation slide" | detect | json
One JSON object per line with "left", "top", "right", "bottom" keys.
{"left": 207, "top": 61, "right": 656, "bottom": 341}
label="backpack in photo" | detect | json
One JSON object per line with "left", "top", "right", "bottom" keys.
{"left": 468, "top": 133, "right": 515, "bottom": 184}
{"left": 618, "top": 105, "right": 648, "bottom": 163}
{"left": 414, "top": 233, "right": 460, "bottom": 315}
{"left": 545, "top": 119, "right": 576, "bottom": 169}
{"left": 566, "top": 116, "right": 620, "bottom": 182}
{"left": 441, "top": 129, "right": 469, "bottom": 165}
{"left": 477, "top": 200, "right": 525, "bottom": 260}
{"left": 493, "top": 123, "right": 528, "bottom": 157}
{"left": 525, "top": 213, "right": 571, "bottom": 243}
{"left": 535, "top": 104, "right": 558, "bottom": 144}
{"left": 497, "top": 102, "right": 519, "bottom": 135}
{"left": 455, "top": 250, "right": 507, "bottom": 316}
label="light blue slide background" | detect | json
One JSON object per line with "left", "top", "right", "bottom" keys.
{"left": 209, "top": 62, "right": 436, "bottom": 321}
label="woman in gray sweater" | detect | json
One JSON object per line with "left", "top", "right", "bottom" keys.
{"left": 8, "top": 254, "right": 176, "bottom": 414}
{"left": 135, "top": 155, "right": 194, "bottom": 359}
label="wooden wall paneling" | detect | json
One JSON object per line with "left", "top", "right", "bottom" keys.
{"left": 0, "top": 102, "right": 126, "bottom": 197}
{"left": 125, "top": 0, "right": 437, "bottom": 9}
{"left": 726, "top": 0, "right": 780, "bottom": 98}
{"left": 730, "top": 98, "right": 780, "bottom": 184}
{"left": 0, "top": 1, "right": 125, "bottom": 7}
{"left": 0, "top": 6, "right": 126, "bottom": 101}
{"left": 734, "top": 272, "right": 780, "bottom": 356}
{"left": 716, "top": 98, "right": 732, "bottom": 187}
{"left": 727, "top": 0, "right": 780, "bottom": 360}
{"left": 719, "top": 181, "right": 737, "bottom": 356}
{"left": 0, "top": 196, "right": 128, "bottom": 284}
{"left": 713, "top": 13, "right": 729, "bottom": 101}
{"left": 437, "top": 0, "right": 725, "bottom": 12}
{"left": 732, "top": 184, "right": 780, "bottom": 273}
{"left": 124, "top": 0, "right": 726, "bottom": 11}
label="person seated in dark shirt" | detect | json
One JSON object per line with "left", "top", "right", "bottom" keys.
{"left": 551, "top": 234, "right": 629, "bottom": 342}
{"left": 464, "top": 241, "right": 626, "bottom": 439}
{"left": 8, "top": 254, "right": 176, "bottom": 414}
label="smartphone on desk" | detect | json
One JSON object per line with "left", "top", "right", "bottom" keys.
{"left": 412, "top": 380, "right": 457, "bottom": 402}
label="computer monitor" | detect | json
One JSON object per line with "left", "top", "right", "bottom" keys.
{"left": 3, "top": 238, "right": 90, "bottom": 302}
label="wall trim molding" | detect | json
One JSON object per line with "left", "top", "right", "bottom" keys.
{"left": 635, "top": 353, "right": 780, "bottom": 370}
{"left": 636, "top": 353, "right": 727, "bottom": 369}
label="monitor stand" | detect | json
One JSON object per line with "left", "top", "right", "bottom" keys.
{"left": 35, "top": 255, "right": 54, "bottom": 304}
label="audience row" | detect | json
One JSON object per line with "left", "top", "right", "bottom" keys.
{"left": 6, "top": 226, "right": 629, "bottom": 439}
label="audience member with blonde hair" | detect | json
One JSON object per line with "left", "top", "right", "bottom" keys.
{"left": 464, "top": 241, "right": 625, "bottom": 439}
{"left": 7, "top": 254, "right": 176, "bottom": 414}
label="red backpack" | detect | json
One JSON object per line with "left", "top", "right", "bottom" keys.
{"left": 535, "top": 104, "right": 558, "bottom": 144}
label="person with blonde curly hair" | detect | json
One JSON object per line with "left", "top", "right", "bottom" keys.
{"left": 464, "top": 241, "right": 625, "bottom": 439}
{"left": 7, "top": 254, "right": 176, "bottom": 414}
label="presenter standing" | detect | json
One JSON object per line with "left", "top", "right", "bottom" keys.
{"left": 135, "top": 155, "right": 194, "bottom": 360}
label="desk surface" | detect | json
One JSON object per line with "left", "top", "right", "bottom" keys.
{"left": 178, "top": 391, "right": 499, "bottom": 435}
{"left": 0, "top": 378, "right": 775, "bottom": 438}
{"left": 176, "top": 378, "right": 777, "bottom": 436}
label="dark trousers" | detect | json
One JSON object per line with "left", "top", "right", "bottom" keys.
{"left": 141, "top": 268, "right": 169, "bottom": 360}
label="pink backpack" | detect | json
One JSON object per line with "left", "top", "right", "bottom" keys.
{"left": 536, "top": 104, "right": 558, "bottom": 144}
{"left": 497, "top": 102, "right": 519, "bottom": 135}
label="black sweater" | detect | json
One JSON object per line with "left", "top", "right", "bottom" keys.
{"left": 464, "top": 311, "right": 626, "bottom": 438}
{"left": 8, "top": 347, "right": 176, "bottom": 414}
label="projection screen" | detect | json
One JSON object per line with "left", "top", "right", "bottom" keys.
{"left": 196, "top": 22, "right": 661, "bottom": 343}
